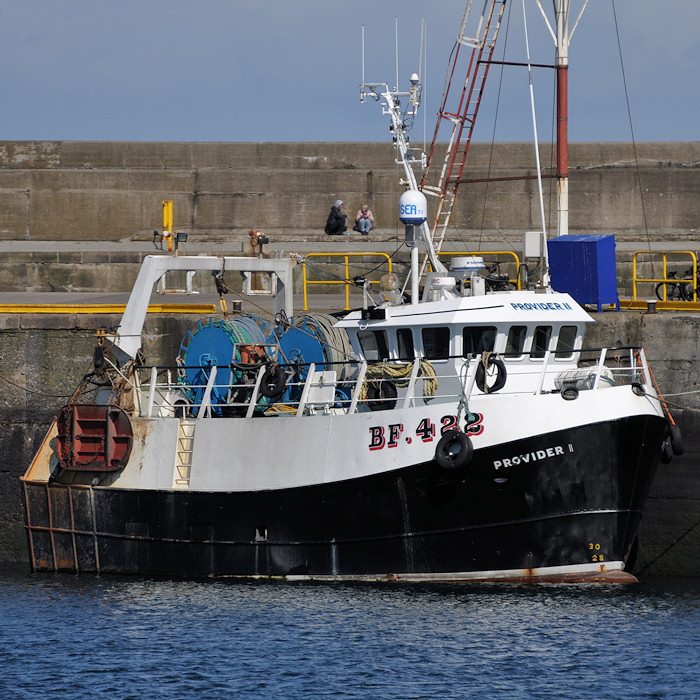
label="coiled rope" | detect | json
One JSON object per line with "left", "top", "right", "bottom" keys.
{"left": 294, "top": 312, "right": 355, "bottom": 376}
{"left": 358, "top": 359, "right": 438, "bottom": 403}
{"left": 215, "top": 274, "right": 357, "bottom": 363}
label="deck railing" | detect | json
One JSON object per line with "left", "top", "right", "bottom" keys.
{"left": 300, "top": 252, "right": 393, "bottom": 311}
{"left": 632, "top": 250, "right": 698, "bottom": 302}
{"left": 436, "top": 250, "right": 522, "bottom": 289}
{"left": 133, "top": 345, "right": 652, "bottom": 420}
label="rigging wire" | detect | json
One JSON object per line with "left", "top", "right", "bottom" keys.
{"left": 420, "top": 18, "right": 427, "bottom": 155}
{"left": 635, "top": 516, "right": 700, "bottom": 576}
{"left": 302, "top": 240, "right": 407, "bottom": 284}
{"left": 0, "top": 372, "right": 74, "bottom": 398}
{"left": 477, "top": 0, "right": 513, "bottom": 251}
{"left": 522, "top": 0, "right": 548, "bottom": 249}
{"left": 217, "top": 277, "right": 356, "bottom": 360}
{"left": 611, "top": 0, "right": 653, "bottom": 268}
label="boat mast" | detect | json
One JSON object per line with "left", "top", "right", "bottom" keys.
{"left": 538, "top": 0, "right": 588, "bottom": 236}
{"left": 555, "top": 0, "right": 570, "bottom": 237}
{"left": 360, "top": 25, "right": 447, "bottom": 280}
{"left": 419, "top": 0, "right": 507, "bottom": 262}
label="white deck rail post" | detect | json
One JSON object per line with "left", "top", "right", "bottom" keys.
{"left": 245, "top": 366, "right": 267, "bottom": 419}
{"left": 592, "top": 348, "right": 607, "bottom": 390}
{"left": 403, "top": 359, "right": 422, "bottom": 408}
{"left": 146, "top": 366, "right": 158, "bottom": 417}
{"left": 296, "top": 363, "right": 316, "bottom": 417}
{"left": 349, "top": 362, "right": 368, "bottom": 414}
{"left": 197, "top": 366, "right": 218, "bottom": 420}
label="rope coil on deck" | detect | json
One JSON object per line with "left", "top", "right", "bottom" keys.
{"left": 359, "top": 359, "right": 438, "bottom": 403}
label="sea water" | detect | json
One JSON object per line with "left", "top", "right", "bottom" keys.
{"left": 0, "top": 565, "right": 697, "bottom": 699}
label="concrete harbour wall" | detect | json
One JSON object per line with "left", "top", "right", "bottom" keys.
{"left": 0, "top": 139, "right": 698, "bottom": 576}
{"left": 0, "top": 311, "right": 698, "bottom": 578}
{"left": 0, "top": 141, "right": 698, "bottom": 243}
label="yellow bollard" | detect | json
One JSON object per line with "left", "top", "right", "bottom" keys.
{"left": 163, "top": 200, "right": 174, "bottom": 252}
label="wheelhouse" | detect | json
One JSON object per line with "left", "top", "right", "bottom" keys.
{"left": 338, "top": 293, "right": 590, "bottom": 367}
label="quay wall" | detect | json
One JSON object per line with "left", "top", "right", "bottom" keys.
{"left": 0, "top": 311, "right": 698, "bottom": 578}
{"left": 0, "top": 141, "right": 698, "bottom": 243}
{"left": 0, "top": 139, "right": 697, "bottom": 576}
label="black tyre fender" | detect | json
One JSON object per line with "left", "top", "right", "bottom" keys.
{"left": 174, "top": 399, "right": 190, "bottom": 419}
{"left": 259, "top": 364, "right": 287, "bottom": 400}
{"left": 366, "top": 381, "right": 398, "bottom": 411}
{"left": 660, "top": 437, "right": 673, "bottom": 464}
{"left": 475, "top": 355, "right": 507, "bottom": 393}
{"left": 561, "top": 386, "right": 579, "bottom": 401}
{"left": 631, "top": 382, "right": 646, "bottom": 396}
{"left": 435, "top": 430, "right": 473, "bottom": 471}
{"left": 669, "top": 423, "right": 684, "bottom": 456}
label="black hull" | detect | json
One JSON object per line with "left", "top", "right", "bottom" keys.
{"left": 22, "top": 415, "right": 666, "bottom": 581}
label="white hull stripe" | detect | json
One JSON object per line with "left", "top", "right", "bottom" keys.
{"left": 227, "top": 561, "right": 633, "bottom": 583}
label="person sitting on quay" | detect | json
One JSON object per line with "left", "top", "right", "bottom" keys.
{"left": 354, "top": 204, "right": 375, "bottom": 235}
{"left": 325, "top": 199, "right": 348, "bottom": 236}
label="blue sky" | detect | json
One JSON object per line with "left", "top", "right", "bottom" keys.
{"left": 0, "top": 0, "right": 697, "bottom": 143}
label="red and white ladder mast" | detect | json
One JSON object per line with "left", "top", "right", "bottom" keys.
{"left": 362, "top": 0, "right": 588, "bottom": 294}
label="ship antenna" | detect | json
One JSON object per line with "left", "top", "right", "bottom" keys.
{"left": 418, "top": 18, "right": 426, "bottom": 151}
{"left": 360, "top": 16, "right": 448, "bottom": 301}
{"left": 360, "top": 25, "right": 365, "bottom": 102}
{"left": 395, "top": 17, "right": 399, "bottom": 91}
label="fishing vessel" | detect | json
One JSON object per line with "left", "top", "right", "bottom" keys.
{"left": 21, "top": 1, "right": 681, "bottom": 582}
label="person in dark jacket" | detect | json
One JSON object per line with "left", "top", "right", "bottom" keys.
{"left": 325, "top": 200, "right": 348, "bottom": 235}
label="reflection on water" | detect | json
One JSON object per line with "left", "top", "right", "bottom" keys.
{"left": 0, "top": 564, "right": 698, "bottom": 699}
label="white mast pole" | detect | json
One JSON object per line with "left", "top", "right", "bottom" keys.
{"left": 555, "top": 0, "right": 570, "bottom": 237}
{"left": 522, "top": 0, "right": 548, "bottom": 272}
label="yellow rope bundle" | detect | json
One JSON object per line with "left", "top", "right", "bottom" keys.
{"left": 359, "top": 360, "right": 438, "bottom": 403}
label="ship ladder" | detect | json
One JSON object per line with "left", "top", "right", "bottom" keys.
{"left": 174, "top": 419, "right": 196, "bottom": 487}
{"left": 419, "top": 0, "right": 507, "bottom": 275}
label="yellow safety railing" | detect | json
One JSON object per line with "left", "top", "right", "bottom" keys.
{"left": 301, "top": 252, "right": 393, "bottom": 311}
{"left": 632, "top": 251, "right": 698, "bottom": 302}
{"left": 0, "top": 303, "right": 218, "bottom": 314}
{"left": 437, "top": 250, "right": 522, "bottom": 290}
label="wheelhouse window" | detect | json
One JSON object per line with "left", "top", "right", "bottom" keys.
{"left": 532, "top": 326, "right": 552, "bottom": 358}
{"left": 358, "top": 329, "right": 389, "bottom": 361}
{"left": 462, "top": 326, "right": 497, "bottom": 356}
{"left": 422, "top": 327, "right": 451, "bottom": 360}
{"left": 396, "top": 328, "right": 414, "bottom": 360}
{"left": 555, "top": 325, "right": 578, "bottom": 358}
{"left": 506, "top": 326, "right": 527, "bottom": 357}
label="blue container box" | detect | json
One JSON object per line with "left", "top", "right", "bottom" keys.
{"left": 547, "top": 234, "right": 619, "bottom": 311}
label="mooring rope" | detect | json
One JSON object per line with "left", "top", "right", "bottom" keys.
{"left": 358, "top": 359, "right": 438, "bottom": 402}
